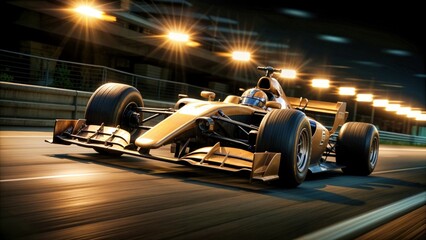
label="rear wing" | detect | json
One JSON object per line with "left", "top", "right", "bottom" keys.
{"left": 287, "top": 97, "right": 348, "bottom": 134}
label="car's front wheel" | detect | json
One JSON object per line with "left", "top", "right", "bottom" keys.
{"left": 85, "top": 83, "right": 144, "bottom": 156}
{"left": 256, "top": 109, "right": 312, "bottom": 187}
{"left": 336, "top": 122, "right": 379, "bottom": 175}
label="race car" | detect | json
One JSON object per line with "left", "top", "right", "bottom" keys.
{"left": 46, "top": 66, "right": 379, "bottom": 187}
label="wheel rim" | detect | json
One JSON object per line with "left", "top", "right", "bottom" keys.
{"left": 369, "top": 136, "right": 379, "bottom": 167}
{"left": 122, "top": 102, "right": 141, "bottom": 133}
{"left": 296, "top": 128, "right": 310, "bottom": 172}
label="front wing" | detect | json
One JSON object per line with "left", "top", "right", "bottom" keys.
{"left": 46, "top": 119, "right": 282, "bottom": 182}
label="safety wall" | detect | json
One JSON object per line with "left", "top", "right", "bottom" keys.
{"left": 0, "top": 81, "right": 173, "bottom": 127}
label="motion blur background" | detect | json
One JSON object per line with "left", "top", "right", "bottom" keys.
{"left": 1, "top": 0, "right": 425, "bottom": 134}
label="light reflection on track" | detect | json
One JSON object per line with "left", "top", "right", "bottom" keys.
{"left": 0, "top": 173, "right": 105, "bottom": 182}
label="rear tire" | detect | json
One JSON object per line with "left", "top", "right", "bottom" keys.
{"left": 256, "top": 109, "right": 312, "bottom": 188}
{"left": 85, "top": 83, "right": 144, "bottom": 156}
{"left": 336, "top": 122, "right": 379, "bottom": 175}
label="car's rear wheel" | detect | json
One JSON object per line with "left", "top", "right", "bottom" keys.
{"left": 336, "top": 122, "right": 379, "bottom": 175}
{"left": 85, "top": 83, "right": 144, "bottom": 156}
{"left": 256, "top": 109, "right": 312, "bottom": 187}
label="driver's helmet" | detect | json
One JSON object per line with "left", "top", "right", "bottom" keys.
{"left": 241, "top": 88, "right": 268, "bottom": 109}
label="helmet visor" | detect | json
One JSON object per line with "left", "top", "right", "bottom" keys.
{"left": 241, "top": 97, "right": 266, "bottom": 108}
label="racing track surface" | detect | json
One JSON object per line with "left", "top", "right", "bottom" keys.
{"left": 1, "top": 127, "right": 425, "bottom": 239}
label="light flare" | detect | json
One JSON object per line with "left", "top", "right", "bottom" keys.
{"left": 339, "top": 87, "right": 356, "bottom": 96}
{"left": 280, "top": 69, "right": 297, "bottom": 79}
{"left": 356, "top": 94, "right": 373, "bottom": 102}
{"left": 232, "top": 51, "right": 251, "bottom": 61}
{"left": 74, "top": 5, "right": 116, "bottom": 22}
{"left": 168, "top": 32, "right": 190, "bottom": 42}
{"left": 373, "top": 99, "right": 389, "bottom": 107}
{"left": 312, "top": 79, "right": 330, "bottom": 88}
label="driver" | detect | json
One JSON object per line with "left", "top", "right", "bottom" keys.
{"left": 240, "top": 88, "right": 268, "bottom": 109}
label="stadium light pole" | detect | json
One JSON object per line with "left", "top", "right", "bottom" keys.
{"left": 338, "top": 87, "right": 356, "bottom": 121}
{"left": 372, "top": 99, "right": 389, "bottom": 126}
{"left": 311, "top": 79, "right": 330, "bottom": 100}
{"left": 230, "top": 50, "right": 252, "bottom": 88}
{"left": 355, "top": 93, "right": 373, "bottom": 122}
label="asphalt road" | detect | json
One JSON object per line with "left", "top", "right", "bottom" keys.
{"left": 1, "top": 127, "right": 425, "bottom": 240}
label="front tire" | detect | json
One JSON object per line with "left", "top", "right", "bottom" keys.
{"left": 336, "top": 122, "right": 379, "bottom": 175}
{"left": 85, "top": 83, "right": 144, "bottom": 156}
{"left": 256, "top": 109, "right": 312, "bottom": 187}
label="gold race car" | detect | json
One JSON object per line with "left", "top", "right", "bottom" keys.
{"left": 47, "top": 66, "right": 379, "bottom": 187}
